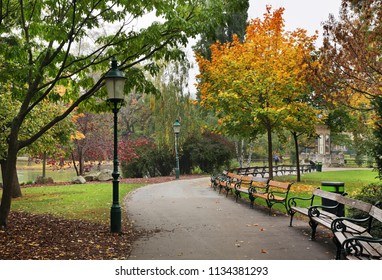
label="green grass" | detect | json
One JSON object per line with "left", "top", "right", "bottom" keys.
{"left": 7, "top": 183, "right": 143, "bottom": 224}
{"left": 280, "top": 169, "right": 380, "bottom": 195}
{"left": 241, "top": 170, "right": 381, "bottom": 214}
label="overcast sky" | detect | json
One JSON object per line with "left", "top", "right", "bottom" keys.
{"left": 248, "top": 0, "right": 342, "bottom": 43}
{"left": 187, "top": 0, "right": 342, "bottom": 95}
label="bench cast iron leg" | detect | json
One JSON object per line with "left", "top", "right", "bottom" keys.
{"left": 289, "top": 211, "right": 295, "bottom": 227}
{"left": 308, "top": 220, "right": 318, "bottom": 240}
{"left": 332, "top": 236, "right": 342, "bottom": 260}
{"left": 235, "top": 191, "right": 240, "bottom": 202}
{"left": 249, "top": 195, "right": 254, "bottom": 209}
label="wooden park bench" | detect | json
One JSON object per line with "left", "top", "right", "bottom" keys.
{"left": 210, "top": 171, "right": 228, "bottom": 190}
{"left": 221, "top": 173, "right": 242, "bottom": 197}
{"left": 288, "top": 188, "right": 374, "bottom": 241}
{"left": 331, "top": 203, "right": 382, "bottom": 260}
{"left": 210, "top": 172, "right": 241, "bottom": 196}
{"left": 250, "top": 180, "right": 293, "bottom": 214}
{"left": 234, "top": 176, "right": 268, "bottom": 207}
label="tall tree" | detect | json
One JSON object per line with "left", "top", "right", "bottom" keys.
{"left": 0, "top": 0, "right": 229, "bottom": 228}
{"left": 196, "top": 6, "right": 318, "bottom": 178}
{"left": 319, "top": 0, "right": 382, "bottom": 175}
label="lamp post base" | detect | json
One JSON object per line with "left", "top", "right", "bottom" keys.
{"left": 110, "top": 205, "right": 121, "bottom": 233}
{"left": 175, "top": 167, "right": 179, "bottom": 180}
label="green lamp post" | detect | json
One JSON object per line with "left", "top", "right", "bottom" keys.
{"left": 173, "top": 120, "right": 181, "bottom": 180}
{"left": 105, "top": 58, "right": 126, "bottom": 233}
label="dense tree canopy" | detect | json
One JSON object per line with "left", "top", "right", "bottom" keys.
{"left": 196, "top": 6, "right": 318, "bottom": 178}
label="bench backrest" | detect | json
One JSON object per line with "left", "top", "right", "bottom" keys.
{"left": 238, "top": 175, "right": 254, "bottom": 188}
{"left": 267, "top": 180, "right": 292, "bottom": 191}
{"left": 240, "top": 175, "right": 253, "bottom": 182}
{"left": 369, "top": 205, "right": 382, "bottom": 223}
{"left": 337, "top": 195, "right": 373, "bottom": 212}
{"left": 226, "top": 172, "right": 237, "bottom": 179}
{"left": 313, "top": 188, "right": 343, "bottom": 201}
{"left": 313, "top": 188, "right": 373, "bottom": 213}
{"left": 227, "top": 173, "right": 242, "bottom": 184}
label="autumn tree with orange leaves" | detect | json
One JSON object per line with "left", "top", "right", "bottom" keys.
{"left": 196, "top": 6, "right": 319, "bottom": 179}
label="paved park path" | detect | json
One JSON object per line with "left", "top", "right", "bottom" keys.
{"left": 125, "top": 177, "right": 336, "bottom": 260}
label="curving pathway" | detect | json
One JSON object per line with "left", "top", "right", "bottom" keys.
{"left": 125, "top": 177, "right": 336, "bottom": 260}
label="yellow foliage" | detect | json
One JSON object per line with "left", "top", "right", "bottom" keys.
{"left": 54, "top": 85, "right": 66, "bottom": 96}
{"left": 70, "top": 130, "right": 85, "bottom": 140}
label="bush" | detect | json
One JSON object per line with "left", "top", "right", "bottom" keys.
{"left": 152, "top": 147, "right": 173, "bottom": 176}
{"left": 348, "top": 183, "right": 382, "bottom": 236}
{"left": 180, "top": 132, "right": 235, "bottom": 174}
{"left": 120, "top": 138, "right": 155, "bottom": 178}
{"left": 120, "top": 138, "right": 173, "bottom": 178}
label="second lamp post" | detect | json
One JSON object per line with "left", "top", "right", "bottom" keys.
{"left": 173, "top": 120, "right": 181, "bottom": 180}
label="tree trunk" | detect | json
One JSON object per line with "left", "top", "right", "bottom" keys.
{"left": 0, "top": 160, "right": 22, "bottom": 198}
{"left": 42, "top": 151, "right": 47, "bottom": 178}
{"left": 79, "top": 151, "right": 85, "bottom": 175}
{"left": 292, "top": 132, "right": 301, "bottom": 182}
{"left": 0, "top": 139, "right": 19, "bottom": 228}
{"left": 0, "top": 160, "right": 5, "bottom": 189}
{"left": 71, "top": 152, "right": 79, "bottom": 176}
{"left": 246, "top": 141, "right": 254, "bottom": 167}
{"left": 267, "top": 124, "right": 273, "bottom": 179}
{"left": 11, "top": 164, "right": 22, "bottom": 198}
{"left": 240, "top": 139, "right": 245, "bottom": 168}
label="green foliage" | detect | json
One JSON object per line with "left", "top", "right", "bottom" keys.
{"left": 181, "top": 131, "right": 235, "bottom": 174}
{"left": 325, "top": 106, "right": 355, "bottom": 134}
{"left": 348, "top": 183, "right": 382, "bottom": 236}
{"left": 0, "top": 0, "right": 231, "bottom": 155}
{"left": 194, "top": 0, "right": 249, "bottom": 60}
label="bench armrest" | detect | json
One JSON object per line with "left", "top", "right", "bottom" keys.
{"left": 308, "top": 203, "right": 340, "bottom": 217}
{"left": 331, "top": 216, "right": 372, "bottom": 232}
{"left": 342, "top": 236, "right": 382, "bottom": 259}
{"left": 287, "top": 195, "right": 315, "bottom": 209}
{"left": 248, "top": 185, "right": 268, "bottom": 195}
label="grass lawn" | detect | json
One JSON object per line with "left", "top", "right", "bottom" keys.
{"left": 280, "top": 169, "right": 380, "bottom": 195}
{"left": 8, "top": 183, "right": 143, "bottom": 224}
{"left": 242, "top": 169, "right": 381, "bottom": 214}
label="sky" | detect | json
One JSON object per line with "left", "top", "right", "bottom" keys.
{"left": 187, "top": 0, "right": 343, "bottom": 95}
{"left": 248, "top": 0, "right": 342, "bottom": 44}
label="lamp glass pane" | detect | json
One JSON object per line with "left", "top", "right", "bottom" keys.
{"left": 173, "top": 121, "right": 181, "bottom": 134}
{"left": 106, "top": 78, "right": 125, "bottom": 100}
{"left": 105, "top": 79, "right": 115, "bottom": 100}
{"left": 114, "top": 78, "right": 125, "bottom": 100}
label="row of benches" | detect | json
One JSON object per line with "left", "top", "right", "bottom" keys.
{"left": 211, "top": 172, "right": 293, "bottom": 214}
{"left": 232, "top": 164, "right": 316, "bottom": 178}
{"left": 210, "top": 171, "right": 382, "bottom": 260}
